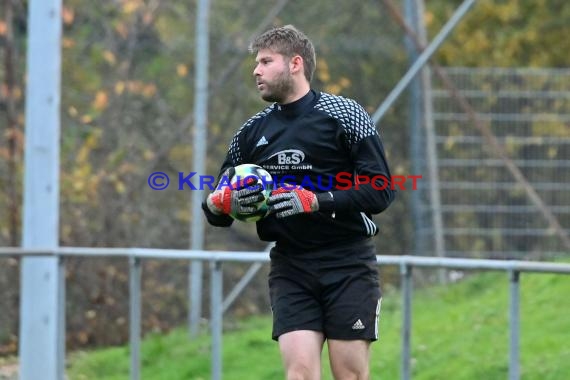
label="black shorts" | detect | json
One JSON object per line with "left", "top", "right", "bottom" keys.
{"left": 268, "top": 238, "right": 382, "bottom": 341}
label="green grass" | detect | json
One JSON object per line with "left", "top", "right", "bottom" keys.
{"left": 67, "top": 270, "right": 570, "bottom": 379}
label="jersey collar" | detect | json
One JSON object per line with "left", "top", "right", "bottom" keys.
{"left": 275, "top": 90, "right": 317, "bottom": 115}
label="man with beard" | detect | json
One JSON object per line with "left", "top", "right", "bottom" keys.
{"left": 203, "top": 25, "right": 395, "bottom": 380}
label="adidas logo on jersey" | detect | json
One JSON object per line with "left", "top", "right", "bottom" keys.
{"left": 256, "top": 136, "right": 269, "bottom": 147}
{"left": 352, "top": 319, "right": 365, "bottom": 330}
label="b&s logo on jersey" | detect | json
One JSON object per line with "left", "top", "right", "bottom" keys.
{"left": 264, "top": 149, "right": 313, "bottom": 173}
{"left": 276, "top": 149, "right": 303, "bottom": 164}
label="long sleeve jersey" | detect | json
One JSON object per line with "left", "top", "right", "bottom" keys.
{"left": 202, "top": 90, "right": 395, "bottom": 252}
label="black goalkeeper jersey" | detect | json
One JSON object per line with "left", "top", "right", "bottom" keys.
{"left": 203, "top": 90, "right": 395, "bottom": 252}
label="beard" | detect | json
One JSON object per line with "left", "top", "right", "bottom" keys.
{"left": 259, "top": 69, "right": 295, "bottom": 103}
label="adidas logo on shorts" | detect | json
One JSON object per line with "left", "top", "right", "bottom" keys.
{"left": 352, "top": 319, "right": 365, "bottom": 330}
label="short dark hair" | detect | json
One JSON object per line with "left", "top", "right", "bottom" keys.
{"left": 249, "top": 25, "right": 316, "bottom": 82}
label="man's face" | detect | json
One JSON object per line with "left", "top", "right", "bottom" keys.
{"left": 253, "top": 49, "right": 294, "bottom": 103}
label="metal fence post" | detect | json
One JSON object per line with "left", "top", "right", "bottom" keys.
{"left": 509, "top": 270, "right": 520, "bottom": 380}
{"left": 129, "top": 257, "right": 142, "bottom": 380}
{"left": 58, "top": 256, "right": 66, "bottom": 378}
{"left": 211, "top": 260, "right": 224, "bottom": 380}
{"left": 190, "top": 0, "right": 211, "bottom": 339}
{"left": 19, "top": 0, "right": 63, "bottom": 378}
{"left": 401, "top": 263, "right": 413, "bottom": 380}
{"left": 403, "top": 0, "right": 425, "bottom": 258}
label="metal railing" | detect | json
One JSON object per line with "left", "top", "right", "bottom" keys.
{"left": 1, "top": 247, "right": 569, "bottom": 380}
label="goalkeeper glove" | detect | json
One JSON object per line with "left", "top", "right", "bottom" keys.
{"left": 267, "top": 185, "right": 319, "bottom": 219}
{"left": 206, "top": 167, "right": 264, "bottom": 215}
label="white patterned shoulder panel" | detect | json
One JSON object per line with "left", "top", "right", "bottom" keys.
{"left": 315, "top": 93, "right": 378, "bottom": 148}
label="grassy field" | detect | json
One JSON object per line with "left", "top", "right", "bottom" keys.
{"left": 67, "top": 270, "right": 570, "bottom": 379}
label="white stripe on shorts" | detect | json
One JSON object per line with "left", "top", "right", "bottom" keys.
{"left": 374, "top": 297, "right": 382, "bottom": 340}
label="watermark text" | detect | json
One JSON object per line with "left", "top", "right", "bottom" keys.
{"left": 148, "top": 171, "right": 422, "bottom": 191}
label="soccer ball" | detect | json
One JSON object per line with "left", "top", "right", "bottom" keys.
{"left": 229, "top": 164, "right": 273, "bottom": 222}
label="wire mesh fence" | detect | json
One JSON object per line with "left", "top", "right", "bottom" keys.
{"left": 420, "top": 67, "right": 570, "bottom": 260}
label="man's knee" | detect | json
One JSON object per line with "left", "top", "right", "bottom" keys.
{"left": 331, "top": 365, "right": 369, "bottom": 380}
{"left": 286, "top": 362, "right": 318, "bottom": 380}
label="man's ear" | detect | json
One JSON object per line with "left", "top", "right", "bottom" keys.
{"left": 289, "top": 55, "right": 304, "bottom": 75}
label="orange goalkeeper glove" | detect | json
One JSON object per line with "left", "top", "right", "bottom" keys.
{"left": 206, "top": 167, "right": 264, "bottom": 215}
{"left": 267, "top": 185, "right": 319, "bottom": 218}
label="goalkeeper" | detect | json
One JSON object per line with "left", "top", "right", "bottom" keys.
{"left": 203, "top": 25, "right": 395, "bottom": 380}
